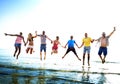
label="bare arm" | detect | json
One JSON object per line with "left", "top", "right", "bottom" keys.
{"left": 64, "top": 43, "right": 68, "bottom": 48}
{"left": 94, "top": 37, "right": 101, "bottom": 41}
{"left": 59, "top": 42, "right": 64, "bottom": 48}
{"left": 46, "top": 36, "right": 52, "bottom": 43}
{"left": 75, "top": 41, "right": 79, "bottom": 48}
{"left": 91, "top": 39, "right": 94, "bottom": 43}
{"left": 22, "top": 37, "right": 26, "bottom": 46}
{"left": 94, "top": 39, "right": 98, "bottom": 41}
{"left": 108, "top": 27, "right": 116, "bottom": 37}
{"left": 32, "top": 31, "right": 37, "bottom": 38}
{"left": 79, "top": 42, "right": 84, "bottom": 48}
{"left": 4, "top": 33, "right": 18, "bottom": 36}
{"left": 25, "top": 38, "right": 29, "bottom": 46}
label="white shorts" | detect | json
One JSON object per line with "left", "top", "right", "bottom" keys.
{"left": 27, "top": 45, "right": 33, "bottom": 48}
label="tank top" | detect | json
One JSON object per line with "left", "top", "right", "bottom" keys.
{"left": 15, "top": 36, "right": 22, "bottom": 44}
{"left": 53, "top": 40, "right": 59, "bottom": 48}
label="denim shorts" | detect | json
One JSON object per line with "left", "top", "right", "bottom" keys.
{"left": 83, "top": 46, "right": 91, "bottom": 54}
{"left": 40, "top": 44, "right": 46, "bottom": 52}
{"left": 98, "top": 47, "right": 107, "bottom": 56}
{"left": 14, "top": 43, "right": 21, "bottom": 47}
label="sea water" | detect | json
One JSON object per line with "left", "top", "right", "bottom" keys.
{"left": 0, "top": 48, "right": 120, "bottom": 84}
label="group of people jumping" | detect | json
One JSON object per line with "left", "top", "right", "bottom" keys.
{"left": 4, "top": 27, "right": 116, "bottom": 67}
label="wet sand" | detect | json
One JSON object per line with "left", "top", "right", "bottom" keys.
{"left": 0, "top": 49, "right": 120, "bottom": 84}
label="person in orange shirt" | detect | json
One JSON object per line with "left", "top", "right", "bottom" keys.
{"left": 79, "top": 33, "right": 94, "bottom": 67}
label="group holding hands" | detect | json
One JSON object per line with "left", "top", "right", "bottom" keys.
{"left": 4, "top": 27, "right": 116, "bottom": 67}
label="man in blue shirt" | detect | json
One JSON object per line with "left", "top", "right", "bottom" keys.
{"left": 62, "top": 36, "right": 81, "bottom": 61}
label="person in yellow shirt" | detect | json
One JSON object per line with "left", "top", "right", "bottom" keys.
{"left": 79, "top": 33, "right": 94, "bottom": 67}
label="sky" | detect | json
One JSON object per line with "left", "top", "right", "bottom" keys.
{"left": 0, "top": 0, "right": 120, "bottom": 61}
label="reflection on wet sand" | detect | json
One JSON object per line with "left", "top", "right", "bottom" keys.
{"left": 0, "top": 49, "right": 120, "bottom": 84}
{"left": 1, "top": 66, "right": 118, "bottom": 84}
{"left": 81, "top": 67, "right": 90, "bottom": 83}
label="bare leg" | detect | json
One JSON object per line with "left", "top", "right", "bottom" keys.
{"left": 51, "top": 50, "right": 54, "bottom": 55}
{"left": 40, "top": 52, "right": 42, "bottom": 60}
{"left": 88, "top": 54, "right": 90, "bottom": 66}
{"left": 16, "top": 47, "right": 21, "bottom": 59}
{"left": 99, "top": 55, "right": 103, "bottom": 63}
{"left": 26, "top": 48, "right": 30, "bottom": 53}
{"left": 55, "top": 50, "right": 58, "bottom": 54}
{"left": 103, "top": 55, "right": 106, "bottom": 63}
{"left": 83, "top": 53, "right": 85, "bottom": 66}
{"left": 30, "top": 48, "right": 33, "bottom": 54}
{"left": 14, "top": 47, "right": 18, "bottom": 57}
{"left": 44, "top": 52, "right": 46, "bottom": 60}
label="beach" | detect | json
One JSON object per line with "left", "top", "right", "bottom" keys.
{"left": 0, "top": 49, "right": 120, "bottom": 84}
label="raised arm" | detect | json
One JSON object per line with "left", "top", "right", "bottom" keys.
{"left": 108, "top": 27, "right": 116, "bottom": 37}
{"left": 32, "top": 31, "right": 37, "bottom": 38}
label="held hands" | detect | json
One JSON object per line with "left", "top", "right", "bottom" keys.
{"left": 61, "top": 46, "right": 64, "bottom": 48}
{"left": 51, "top": 41, "right": 53, "bottom": 44}
{"left": 63, "top": 44, "right": 67, "bottom": 48}
{"left": 24, "top": 43, "right": 27, "bottom": 46}
{"left": 91, "top": 39, "right": 95, "bottom": 43}
{"left": 24, "top": 43, "right": 26, "bottom": 46}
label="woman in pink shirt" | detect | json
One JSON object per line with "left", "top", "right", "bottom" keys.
{"left": 5, "top": 32, "right": 25, "bottom": 59}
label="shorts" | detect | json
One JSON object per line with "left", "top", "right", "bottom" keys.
{"left": 65, "top": 47, "right": 78, "bottom": 56}
{"left": 40, "top": 44, "right": 46, "bottom": 52}
{"left": 27, "top": 45, "right": 33, "bottom": 48}
{"left": 98, "top": 47, "right": 107, "bottom": 56}
{"left": 14, "top": 43, "right": 21, "bottom": 47}
{"left": 83, "top": 46, "right": 91, "bottom": 54}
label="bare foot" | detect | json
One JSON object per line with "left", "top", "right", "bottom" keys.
{"left": 40, "top": 58, "right": 42, "bottom": 61}
{"left": 44, "top": 57, "right": 46, "bottom": 60}
{"left": 78, "top": 58, "right": 81, "bottom": 61}
{"left": 102, "top": 59, "right": 105, "bottom": 64}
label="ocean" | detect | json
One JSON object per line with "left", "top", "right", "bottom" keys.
{"left": 0, "top": 48, "right": 120, "bottom": 84}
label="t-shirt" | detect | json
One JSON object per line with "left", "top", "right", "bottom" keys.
{"left": 39, "top": 35, "right": 47, "bottom": 44}
{"left": 67, "top": 40, "right": 75, "bottom": 48}
{"left": 82, "top": 37, "right": 92, "bottom": 47}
